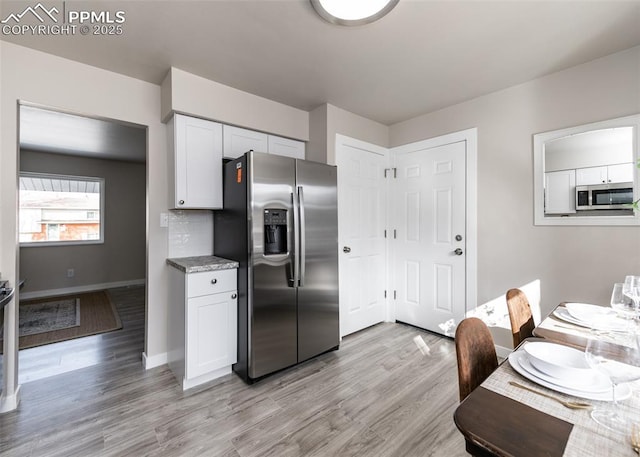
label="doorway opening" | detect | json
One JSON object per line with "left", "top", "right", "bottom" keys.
{"left": 0, "top": 104, "right": 148, "bottom": 385}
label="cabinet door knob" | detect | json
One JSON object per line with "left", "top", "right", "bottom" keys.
{"left": 179, "top": 200, "right": 185, "bottom": 205}
{"left": 211, "top": 279, "right": 217, "bottom": 284}
{"left": 231, "top": 293, "right": 237, "bottom": 299}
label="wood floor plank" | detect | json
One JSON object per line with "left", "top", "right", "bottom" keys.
{"left": 0, "top": 285, "right": 468, "bottom": 456}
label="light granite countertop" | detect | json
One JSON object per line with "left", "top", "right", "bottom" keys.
{"left": 166, "top": 255, "right": 239, "bottom": 273}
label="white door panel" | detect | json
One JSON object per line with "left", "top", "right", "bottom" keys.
{"left": 337, "top": 137, "right": 388, "bottom": 337}
{"left": 393, "top": 140, "right": 466, "bottom": 336}
{"left": 336, "top": 130, "right": 477, "bottom": 339}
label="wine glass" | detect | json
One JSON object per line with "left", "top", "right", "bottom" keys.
{"left": 623, "top": 275, "right": 640, "bottom": 312}
{"left": 611, "top": 283, "right": 636, "bottom": 320}
{"left": 585, "top": 332, "right": 640, "bottom": 434}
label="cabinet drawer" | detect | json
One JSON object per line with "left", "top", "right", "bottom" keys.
{"left": 187, "top": 269, "right": 237, "bottom": 297}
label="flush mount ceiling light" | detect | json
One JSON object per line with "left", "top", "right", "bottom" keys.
{"left": 310, "top": 0, "right": 399, "bottom": 26}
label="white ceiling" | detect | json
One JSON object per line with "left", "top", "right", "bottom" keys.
{"left": 2, "top": 0, "right": 640, "bottom": 126}
{"left": 19, "top": 105, "right": 147, "bottom": 162}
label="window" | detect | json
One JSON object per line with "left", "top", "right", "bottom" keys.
{"left": 19, "top": 172, "right": 105, "bottom": 246}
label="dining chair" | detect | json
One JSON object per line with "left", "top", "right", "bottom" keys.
{"left": 455, "top": 317, "right": 498, "bottom": 402}
{"left": 455, "top": 317, "right": 499, "bottom": 456}
{"left": 506, "top": 288, "right": 535, "bottom": 348}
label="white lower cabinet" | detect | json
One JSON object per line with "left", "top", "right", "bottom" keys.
{"left": 168, "top": 267, "right": 237, "bottom": 390}
{"left": 186, "top": 292, "right": 237, "bottom": 379}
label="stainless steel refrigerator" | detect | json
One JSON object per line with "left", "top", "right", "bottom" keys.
{"left": 214, "top": 151, "right": 339, "bottom": 383}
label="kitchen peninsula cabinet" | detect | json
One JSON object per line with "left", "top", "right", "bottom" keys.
{"left": 168, "top": 114, "right": 223, "bottom": 209}
{"left": 167, "top": 256, "right": 239, "bottom": 390}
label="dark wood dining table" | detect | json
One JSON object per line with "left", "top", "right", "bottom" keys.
{"left": 454, "top": 304, "right": 640, "bottom": 457}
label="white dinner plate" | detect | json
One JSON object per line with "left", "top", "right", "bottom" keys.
{"left": 565, "top": 303, "right": 627, "bottom": 329}
{"left": 552, "top": 307, "right": 629, "bottom": 331}
{"left": 523, "top": 342, "right": 605, "bottom": 389}
{"left": 518, "top": 352, "right": 610, "bottom": 392}
{"left": 508, "top": 349, "right": 631, "bottom": 401}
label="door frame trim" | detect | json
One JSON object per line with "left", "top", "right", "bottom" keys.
{"left": 390, "top": 128, "right": 478, "bottom": 322}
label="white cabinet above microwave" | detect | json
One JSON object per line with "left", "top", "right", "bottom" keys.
{"left": 575, "top": 163, "right": 634, "bottom": 186}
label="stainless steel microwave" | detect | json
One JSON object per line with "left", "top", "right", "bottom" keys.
{"left": 575, "top": 182, "right": 634, "bottom": 210}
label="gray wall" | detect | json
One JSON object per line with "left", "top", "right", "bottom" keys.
{"left": 308, "top": 103, "right": 389, "bottom": 165}
{"left": 19, "top": 150, "right": 145, "bottom": 294}
{"left": 390, "top": 46, "right": 640, "bottom": 327}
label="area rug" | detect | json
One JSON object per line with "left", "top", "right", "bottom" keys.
{"left": 17, "top": 298, "right": 81, "bottom": 337}
{"left": 0, "top": 290, "right": 122, "bottom": 352}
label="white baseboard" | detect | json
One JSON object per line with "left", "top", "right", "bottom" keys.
{"left": 495, "top": 344, "right": 512, "bottom": 360}
{"left": 181, "top": 366, "right": 231, "bottom": 391}
{"left": 143, "top": 351, "right": 168, "bottom": 370}
{"left": 19, "top": 279, "right": 146, "bottom": 300}
{"left": 0, "top": 384, "right": 21, "bottom": 414}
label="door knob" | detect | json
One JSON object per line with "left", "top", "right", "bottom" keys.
{"left": 343, "top": 246, "right": 351, "bottom": 253}
{"left": 454, "top": 248, "right": 463, "bottom": 256}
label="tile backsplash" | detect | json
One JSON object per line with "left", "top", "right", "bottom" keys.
{"left": 168, "top": 210, "right": 213, "bottom": 258}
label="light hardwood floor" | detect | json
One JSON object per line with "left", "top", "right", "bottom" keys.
{"left": 0, "top": 285, "right": 467, "bottom": 456}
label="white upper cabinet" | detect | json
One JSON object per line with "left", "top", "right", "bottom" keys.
{"left": 169, "top": 114, "right": 223, "bottom": 209}
{"left": 607, "top": 163, "right": 634, "bottom": 183}
{"left": 223, "top": 125, "right": 268, "bottom": 159}
{"left": 576, "top": 163, "right": 634, "bottom": 186}
{"left": 223, "top": 125, "right": 305, "bottom": 160}
{"left": 545, "top": 170, "right": 576, "bottom": 214}
{"left": 268, "top": 135, "right": 305, "bottom": 159}
{"left": 575, "top": 166, "right": 608, "bottom": 186}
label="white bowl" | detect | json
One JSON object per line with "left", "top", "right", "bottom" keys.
{"left": 523, "top": 341, "right": 592, "bottom": 380}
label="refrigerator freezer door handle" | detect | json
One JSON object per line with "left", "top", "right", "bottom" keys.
{"left": 298, "top": 186, "right": 306, "bottom": 287}
{"left": 292, "top": 190, "right": 300, "bottom": 287}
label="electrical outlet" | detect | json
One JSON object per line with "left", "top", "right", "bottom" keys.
{"left": 67, "top": 268, "right": 75, "bottom": 278}
{"left": 160, "top": 212, "right": 169, "bottom": 228}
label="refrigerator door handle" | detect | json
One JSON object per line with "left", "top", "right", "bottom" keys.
{"left": 292, "top": 190, "right": 300, "bottom": 287}
{"left": 298, "top": 186, "right": 306, "bottom": 287}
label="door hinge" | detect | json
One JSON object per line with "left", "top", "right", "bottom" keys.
{"left": 393, "top": 229, "right": 397, "bottom": 239}
{"left": 394, "top": 290, "right": 397, "bottom": 299}
{"left": 384, "top": 229, "right": 387, "bottom": 238}
{"left": 384, "top": 168, "right": 397, "bottom": 178}
{"left": 384, "top": 290, "right": 387, "bottom": 298}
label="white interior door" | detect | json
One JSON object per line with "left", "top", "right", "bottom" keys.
{"left": 336, "top": 136, "right": 388, "bottom": 337}
{"left": 392, "top": 140, "right": 467, "bottom": 336}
